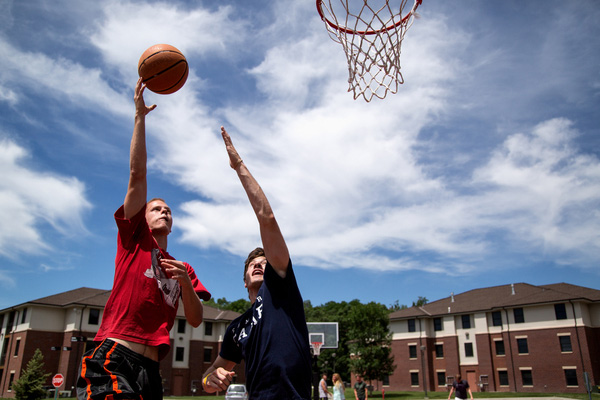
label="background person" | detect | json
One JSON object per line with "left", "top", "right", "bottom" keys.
{"left": 448, "top": 374, "right": 474, "bottom": 400}
{"left": 320, "top": 373, "right": 332, "bottom": 400}
{"left": 353, "top": 374, "right": 368, "bottom": 400}
{"left": 332, "top": 373, "right": 345, "bottom": 400}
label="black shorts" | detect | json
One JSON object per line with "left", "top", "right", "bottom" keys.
{"left": 77, "top": 339, "right": 162, "bottom": 400}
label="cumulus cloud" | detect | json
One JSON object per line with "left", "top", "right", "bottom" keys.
{"left": 91, "top": 1, "right": 244, "bottom": 83}
{"left": 471, "top": 118, "right": 600, "bottom": 265}
{"left": 0, "top": 138, "right": 92, "bottom": 257}
{"left": 0, "top": 37, "right": 130, "bottom": 117}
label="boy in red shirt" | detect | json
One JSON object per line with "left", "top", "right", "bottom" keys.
{"left": 77, "top": 79, "right": 210, "bottom": 400}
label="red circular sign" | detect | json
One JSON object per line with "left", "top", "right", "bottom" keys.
{"left": 52, "top": 374, "right": 64, "bottom": 388}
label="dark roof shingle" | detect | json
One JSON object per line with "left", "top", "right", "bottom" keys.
{"left": 390, "top": 282, "right": 600, "bottom": 320}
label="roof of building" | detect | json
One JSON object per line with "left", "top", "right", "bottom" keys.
{"left": 389, "top": 282, "right": 600, "bottom": 320}
{"left": 1, "top": 287, "right": 241, "bottom": 322}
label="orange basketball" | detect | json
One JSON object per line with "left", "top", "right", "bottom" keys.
{"left": 138, "top": 44, "right": 188, "bottom": 95}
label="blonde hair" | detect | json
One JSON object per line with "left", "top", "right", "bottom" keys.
{"left": 333, "top": 373, "right": 343, "bottom": 389}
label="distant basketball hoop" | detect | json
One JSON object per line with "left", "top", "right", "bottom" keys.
{"left": 307, "top": 322, "right": 338, "bottom": 357}
{"left": 316, "top": 0, "right": 423, "bottom": 101}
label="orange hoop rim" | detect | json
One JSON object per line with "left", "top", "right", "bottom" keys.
{"left": 316, "top": 0, "right": 422, "bottom": 35}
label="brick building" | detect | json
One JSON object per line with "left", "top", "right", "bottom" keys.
{"left": 0, "top": 287, "right": 243, "bottom": 397}
{"left": 386, "top": 283, "right": 600, "bottom": 394}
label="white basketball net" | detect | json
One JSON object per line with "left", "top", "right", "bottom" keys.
{"left": 317, "top": 0, "right": 422, "bottom": 102}
{"left": 311, "top": 342, "right": 323, "bottom": 356}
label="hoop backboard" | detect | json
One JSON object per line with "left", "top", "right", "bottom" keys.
{"left": 307, "top": 322, "right": 339, "bottom": 349}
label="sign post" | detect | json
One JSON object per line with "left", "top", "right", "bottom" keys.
{"left": 52, "top": 374, "right": 64, "bottom": 400}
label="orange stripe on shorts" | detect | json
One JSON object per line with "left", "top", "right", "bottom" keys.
{"left": 103, "top": 341, "right": 123, "bottom": 394}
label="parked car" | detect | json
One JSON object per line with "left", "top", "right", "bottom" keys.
{"left": 225, "top": 384, "right": 248, "bottom": 400}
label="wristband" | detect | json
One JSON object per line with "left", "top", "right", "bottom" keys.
{"left": 202, "top": 372, "right": 213, "bottom": 387}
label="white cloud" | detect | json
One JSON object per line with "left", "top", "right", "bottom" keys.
{"left": 0, "top": 138, "right": 92, "bottom": 257}
{"left": 0, "top": 271, "right": 16, "bottom": 288}
{"left": 0, "top": 37, "right": 130, "bottom": 117}
{"left": 471, "top": 118, "right": 600, "bottom": 264}
{"left": 91, "top": 1, "right": 244, "bottom": 83}
{"left": 0, "top": 84, "right": 18, "bottom": 106}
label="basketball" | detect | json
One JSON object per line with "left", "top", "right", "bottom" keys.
{"left": 137, "top": 44, "right": 189, "bottom": 95}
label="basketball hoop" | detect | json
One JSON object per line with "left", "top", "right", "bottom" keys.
{"left": 316, "top": 0, "right": 422, "bottom": 102}
{"left": 311, "top": 341, "right": 323, "bottom": 356}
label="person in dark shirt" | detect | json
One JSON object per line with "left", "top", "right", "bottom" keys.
{"left": 448, "top": 374, "right": 473, "bottom": 400}
{"left": 201, "top": 127, "right": 312, "bottom": 399}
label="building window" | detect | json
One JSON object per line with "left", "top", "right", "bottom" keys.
{"left": 1, "top": 338, "right": 9, "bottom": 364}
{"left": 203, "top": 347, "right": 212, "bottom": 363}
{"left": 175, "top": 347, "right": 184, "bottom": 362}
{"left": 498, "top": 370, "right": 509, "bottom": 386}
{"left": 464, "top": 342, "right": 474, "bottom": 357}
{"left": 461, "top": 315, "right": 471, "bottom": 329}
{"left": 433, "top": 318, "right": 442, "bottom": 331}
{"left": 492, "top": 311, "right": 502, "bottom": 327}
{"left": 8, "top": 372, "right": 15, "bottom": 390}
{"left": 495, "top": 340, "right": 505, "bottom": 356}
{"left": 14, "top": 339, "right": 20, "bottom": 357}
{"left": 204, "top": 321, "right": 213, "bottom": 336}
{"left": 408, "top": 345, "right": 417, "bottom": 359}
{"left": 410, "top": 372, "right": 419, "bottom": 386}
{"left": 7, "top": 311, "right": 16, "bottom": 330}
{"left": 435, "top": 344, "right": 444, "bottom": 358}
{"left": 559, "top": 335, "right": 572, "bottom": 352}
{"left": 382, "top": 375, "right": 390, "bottom": 386}
{"left": 20, "top": 308, "right": 27, "bottom": 324}
{"left": 555, "top": 303, "right": 567, "bottom": 320}
{"left": 521, "top": 369, "right": 533, "bottom": 386}
{"left": 517, "top": 338, "right": 529, "bottom": 354}
{"left": 513, "top": 308, "right": 524, "bottom": 323}
{"left": 408, "top": 319, "right": 416, "bottom": 332}
{"left": 437, "top": 372, "right": 446, "bottom": 386}
{"left": 564, "top": 368, "right": 578, "bottom": 386}
{"left": 88, "top": 309, "right": 100, "bottom": 325}
{"left": 177, "top": 319, "right": 186, "bottom": 334}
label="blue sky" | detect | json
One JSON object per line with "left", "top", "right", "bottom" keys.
{"left": 1, "top": 0, "right": 599, "bottom": 311}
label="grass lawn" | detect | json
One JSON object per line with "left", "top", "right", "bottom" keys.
{"left": 4, "top": 390, "right": 597, "bottom": 400}
{"left": 165, "top": 390, "right": 600, "bottom": 400}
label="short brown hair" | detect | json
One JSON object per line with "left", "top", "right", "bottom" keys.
{"left": 244, "top": 247, "right": 265, "bottom": 280}
{"left": 148, "top": 197, "right": 167, "bottom": 205}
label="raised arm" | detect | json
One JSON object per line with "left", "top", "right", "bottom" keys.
{"left": 221, "top": 126, "right": 290, "bottom": 277}
{"left": 123, "top": 78, "right": 157, "bottom": 219}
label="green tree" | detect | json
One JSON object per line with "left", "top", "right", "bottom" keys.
{"left": 347, "top": 302, "right": 395, "bottom": 383}
{"left": 412, "top": 296, "right": 428, "bottom": 307}
{"left": 388, "top": 300, "right": 408, "bottom": 311}
{"left": 204, "top": 297, "right": 250, "bottom": 313}
{"left": 12, "top": 348, "right": 50, "bottom": 400}
{"left": 305, "top": 299, "right": 359, "bottom": 383}
{"left": 228, "top": 298, "right": 251, "bottom": 314}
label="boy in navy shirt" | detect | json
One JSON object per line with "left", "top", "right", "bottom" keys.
{"left": 201, "top": 127, "right": 311, "bottom": 399}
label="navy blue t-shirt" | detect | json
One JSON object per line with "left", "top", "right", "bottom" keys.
{"left": 220, "top": 260, "right": 311, "bottom": 399}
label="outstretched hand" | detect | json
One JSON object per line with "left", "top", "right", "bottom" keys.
{"left": 221, "top": 126, "right": 243, "bottom": 170}
{"left": 134, "top": 77, "right": 157, "bottom": 116}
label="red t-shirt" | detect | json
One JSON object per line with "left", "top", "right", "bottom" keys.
{"left": 95, "top": 204, "right": 211, "bottom": 359}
